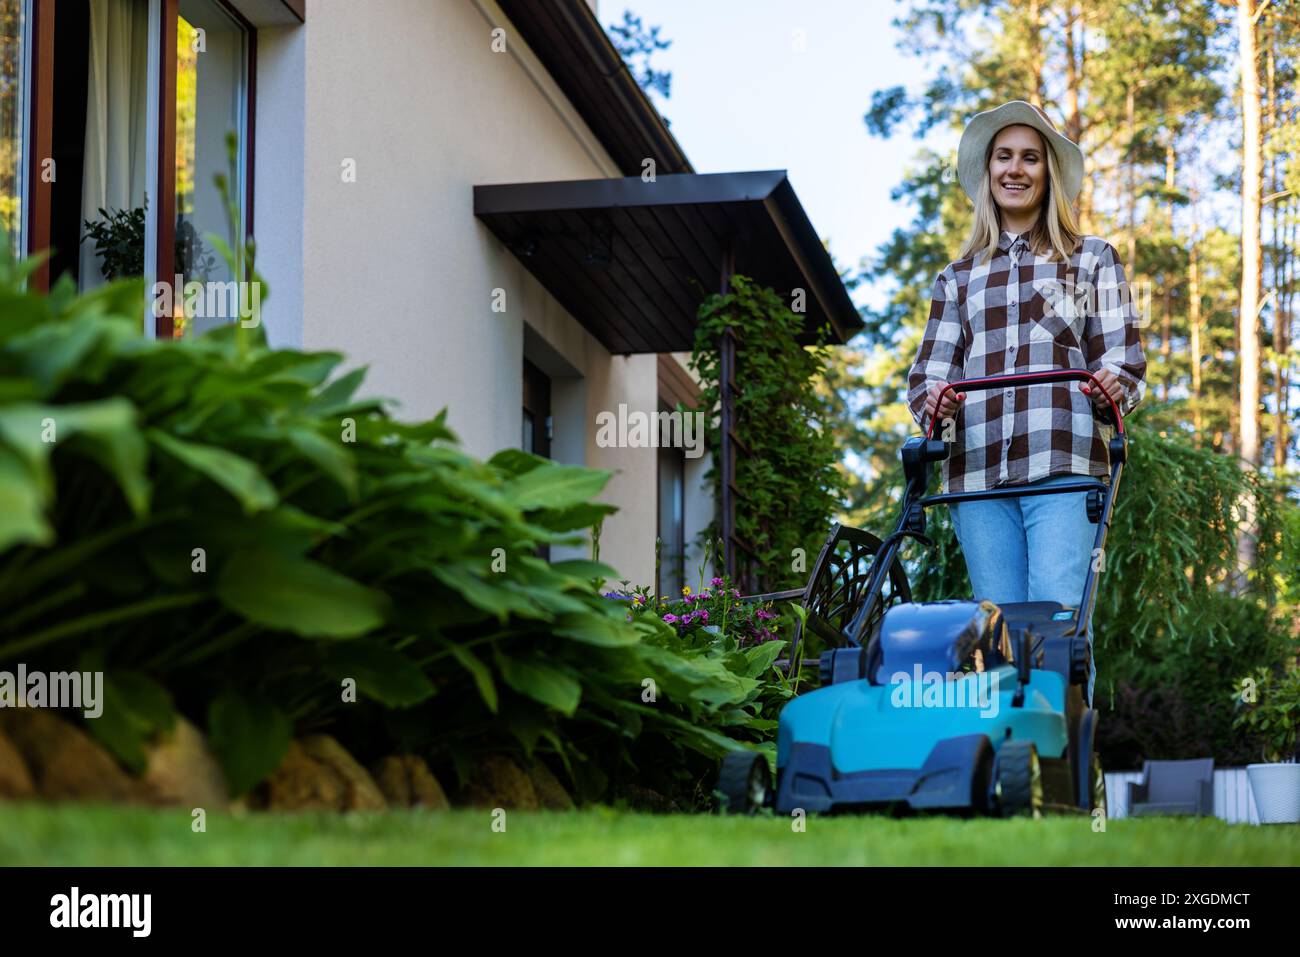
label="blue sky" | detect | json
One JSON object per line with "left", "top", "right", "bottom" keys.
{"left": 610, "top": 0, "right": 949, "bottom": 312}
{"left": 606, "top": 2, "right": 1245, "bottom": 301}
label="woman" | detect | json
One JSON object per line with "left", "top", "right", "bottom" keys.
{"left": 906, "top": 100, "right": 1147, "bottom": 706}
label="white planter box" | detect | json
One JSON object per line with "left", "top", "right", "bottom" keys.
{"left": 1246, "top": 763, "right": 1300, "bottom": 824}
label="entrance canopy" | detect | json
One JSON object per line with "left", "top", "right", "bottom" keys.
{"left": 473, "top": 170, "right": 862, "bottom": 354}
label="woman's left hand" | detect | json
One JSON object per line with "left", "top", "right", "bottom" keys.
{"left": 1081, "top": 368, "right": 1122, "bottom": 409}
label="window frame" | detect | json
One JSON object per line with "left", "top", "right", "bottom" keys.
{"left": 156, "top": 0, "right": 256, "bottom": 337}
{"left": 25, "top": 0, "right": 51, "bottom": 290}
{"left": 20, "top": 0, "right": 256, "bottom": 314}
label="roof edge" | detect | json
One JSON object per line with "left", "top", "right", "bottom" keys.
{"left": 498, "top": 0, "right": 693, "bottom": 177}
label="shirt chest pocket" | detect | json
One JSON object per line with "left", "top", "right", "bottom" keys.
{"left": 1026, "top": 278, "right": 1086, "bottom": 351}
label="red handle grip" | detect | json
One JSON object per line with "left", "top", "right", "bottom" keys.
{"left": 924, "top": 369, "right": 1125, "bottom": 438}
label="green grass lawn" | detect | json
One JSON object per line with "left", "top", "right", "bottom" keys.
{"left": 1, "top": 803, "right": 1297, "bottom": 865}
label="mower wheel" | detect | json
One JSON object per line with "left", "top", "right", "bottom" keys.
{"left": 716, "top": 752, "right": 770, "bottom": 815}
{"left": 1089, "top": 753, "right": 1107, "bottom": 816}
{"left": 995, "top": 740, "right": 1044, "bottom": 819}
{"left": 1076, "top": 708, "right": 1105, "bottom": 811}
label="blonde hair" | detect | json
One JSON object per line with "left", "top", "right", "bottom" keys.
{"left": 957, "top": 124, "right": 1083, "bottom": 265}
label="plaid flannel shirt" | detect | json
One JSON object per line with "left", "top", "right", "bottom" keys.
{"left": 907, "top": 230, "right": 1147, "bottom": 493}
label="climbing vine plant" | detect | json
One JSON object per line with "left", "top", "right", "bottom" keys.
{"left": 689, "top": 276, "right": 847, "bottom": 592}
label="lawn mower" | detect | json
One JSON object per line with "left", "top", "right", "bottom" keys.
{"left": 717, "top": 368, "right": 1126, "bottom": 818}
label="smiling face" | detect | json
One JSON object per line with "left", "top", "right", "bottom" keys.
{"left": 988, "top": 125, "right": 1048, "bottom": 225}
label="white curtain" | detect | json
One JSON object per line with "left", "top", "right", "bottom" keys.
{"left": 79, "top": 0, "right": 150, "bottom": 288}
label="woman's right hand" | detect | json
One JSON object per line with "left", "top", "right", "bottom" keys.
{"left": 925, "top": 382, "right": 965, "bottom": 423}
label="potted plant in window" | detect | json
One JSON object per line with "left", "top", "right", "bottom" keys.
{"left": 1233, "top": 666, "right": 1300, "bottom": 824}
{"left": 82, "top": 205, "right": 146, "bottom": 280}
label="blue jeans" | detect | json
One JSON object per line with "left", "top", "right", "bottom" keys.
{"left": 948, "top": 473, "right": 1098, "bottom": 705}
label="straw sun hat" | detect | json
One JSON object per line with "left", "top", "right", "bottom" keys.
{"left": 957, "top": 100, "right": 1084, "bottom": 204}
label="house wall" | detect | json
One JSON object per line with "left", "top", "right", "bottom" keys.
{"left": 250, "top": 0, "right": 698, "bottom": 587}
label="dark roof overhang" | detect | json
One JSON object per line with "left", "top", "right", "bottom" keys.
{"left": 473, "top": 170, "right": 863, "bottom": 354}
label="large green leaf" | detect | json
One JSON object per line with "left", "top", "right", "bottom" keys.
{"left": 444, "top": 642, "right": 498, "bottom": 713}
{"left": 502, "top": 463, "right": 612, "bottom": 511}
{"left": 148, "top": 429, "right": 277, "bottom": 513}
{"left": 0, "top": 399, "right": 149, "bottom": 515}
{"left": 7, "top": 317, "right": 109, "bottom": 394}
{"left": 431, "top": 564, "right": 554, "bottom": 622}
{"left": 542, "top": 559, "right": 622, "bottom": 584}
{"left": 286, "top": 426, "right": 359, "bottom": 499}
{"left": 487, "top": 447, "right": 549, "bottom": 476}
{"left": 249, "top": 349, "right": 343, "bottom": 388}
{"left": 524, "top": 501, "right": 617, "bottom": 533}
{"left": 321, "top": 641, "right": 435, "bottom": 707}
{"left": 68, "top": 402, "right": 150, "bottom": 516}
{"left": 216, "top": 549, "right": 389, "bottom": 638}
{"left": 0, "top": 448, "right": 52, "bottom": 550}
{"left": 554, "top": 611, "right": 641, "bottom": 648}
{"left": 207, "top": 691, "right": 293, "bottom": 796}
{"left": 741, "top": 639, "right": 788, "bottom": 678}
{"left": 494, "top": 651, "right": 582, "bottom": 716}
{"left": 304, "top": 366, "right": 368, "bottom": 416}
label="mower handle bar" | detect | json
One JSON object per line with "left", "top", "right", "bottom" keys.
{"left": 924, "top": 368, "right": 1124, "bottom": 439}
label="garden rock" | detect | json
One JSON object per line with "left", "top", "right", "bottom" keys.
{"left": 371, "top": 755, "right": 449, "bottom": 809}
{"left": 0, "top": 708, "right": 137, "bottom": 801}
{"left": 0, "top": 728, "right": 35, "bottom": 799}
{"left": 460, "top": 755, "right": 540, "bottom": 810}
{"left": 141, "top": 717, "right": 229, "bottom": 811}
{"left": 528, "top": 760, "right": 575, "bottom": 810}
{"left": 263, "top": 735, "right": 386, "bottom": 812}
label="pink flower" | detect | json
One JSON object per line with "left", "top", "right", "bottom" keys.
{"left": 711, "top": 577, "right": 724, "bottom": 587}
{"left": 700, "top": 610, "right": 709, "bottom": 622}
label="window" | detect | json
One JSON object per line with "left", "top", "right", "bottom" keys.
{"left": 0, "top": 0, "right": 28, "bottom": 256}
{"left": 49, "top": 0, "right": 151, "bottom": 290}
{"left": 18, "top": 0, "right": 252, "bottom": 323}
{"left": 655, "top": 357, "right": 699, "bottom": 596}
{"left": 522, "top": 358, "right": 552, "bottom": 561}
{"left": 522, "top": 358, "right": 552, "bottom": 458}
{"left": 657, "top": 404, "right": 686, "bottom": 597}
{"left": 170, "top": 0, "right": 249, "bottom": 336}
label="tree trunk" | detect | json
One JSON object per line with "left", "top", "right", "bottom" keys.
{"left": 1076, "top": 7, "right": 1093, "bottom": 227}
{"left": 1278, "top": 193, "right": 1294, "bottom": 471}
{"left": 1162, "top": 138, "right": 1176, "bottom": 401}
{"left": 1028, "top": 0, "right": 1044, "bottom": 106}
{"left": 1189, "top": 182, "right": 1203, "bottom": 437}
{"left": 1064, "top": 3, "right": 1085, "bottom": 223}
{"left": 1236, "top": 0, "right": 1263, "bottom": 585}
{"left": 1126, "top": 82, "right": 1138, "bottom": 271}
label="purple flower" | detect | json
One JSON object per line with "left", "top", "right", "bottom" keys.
{"left": 700, "top": 610, "right": 710, "bottom": 622}
{"left": 711, "top": 577, "right": 724, "bottom": 587}
{"left": 663, "top": 614, "right": 679, "bottom": 624}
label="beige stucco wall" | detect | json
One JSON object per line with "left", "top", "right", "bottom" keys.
{"left": 253, "top": 0, "right": 684, "bottom": 586}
